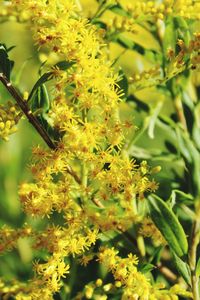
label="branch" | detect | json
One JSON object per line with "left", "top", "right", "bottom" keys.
{"left": 0, "top": 73, "right": 82, "bottom": 185}
{"left": 0, "top": 73, "right": 56, "bottom": 150}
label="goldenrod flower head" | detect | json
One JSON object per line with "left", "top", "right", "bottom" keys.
{"left": 0, "top": 101, "right": 21, "bottom": 141}
{"left": 140, "top": 217, "right": 167, "bottom": 246}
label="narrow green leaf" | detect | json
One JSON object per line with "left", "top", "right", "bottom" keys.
{"left": 116, "top": 35, "right": 135, "bottom": 49}
{"left": 176, "top": 127, "right": 192, "bottom": 163}
{"left": 176, "top": 126, "right": 200, "bottom": 196}
{"left": 14, "top": 56, "right": 32, "bottom": 86}
{"left": 163, "top": 17, "right": 176, "bottom": 55}
{"left": 28, "top": 60, "right": 75, "bottom": 101}
{"left": 172, "top": 190, "right": 194, "bottom": 201}
{"left": 91, "top": 19, "right": 107, "bottom": 29}
{"left": 148, "top": 195, "right": 188, "bottom": 257}
{"left": 138, "top": 262, "right": 154, "bottom": 274}
{"left": 6, "top": 45, "right": 16, "bottom": 52}
{"left": 30, "top": 84, "right": 50, "bottom": 113}
{"left": 0, "top": 44, "right": 14, "bottom": 80}
{"left": 196, "top": 257, "right": 200, "bottom": 277}
{"left": 54, "top": 60, "right": 75, "bottom": 71}
{"left": 167, "top": 189, "right": 194, "bottom": 210}
{"left": 171, "top": 251, "right": 191, "bottom": 286}
{"left": 174, "top": 17, "right": 189, "bottom": 30}
{"left": 108, "top": 4, "right": 131, "bottom": 17}
{"left": 117, "top": 69, "right": 128, "bottom": 98}
{"left": 174, "top": 17, "right": 191, "bottom": 47}
{"left": 193, "top": 102, "right": 200, "bottom": 150}
{"left": 148, "top": 102, "right": 163, "bottom": 139}
{"left": 114, "top": 35, "right": 146, "bottom": 55}
{"left": 28, "top": 72, "right": 52, "bottom": 102}
{"left": 150, "top": 246, "right": 164, "bottom": 265}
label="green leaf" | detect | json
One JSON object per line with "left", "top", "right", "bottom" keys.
{"left": 30, "top": 84, "right": 50, "bottom": 113}
{"left": 176, "top": 126, "right": 192, "bottom": 163}
{"left": 196, "top": 257, "right": 200, "bottom": 277}
{"left": 0, "top": 44, "right": 14, "bottom": 80}
{"left": 138, "top": 262, "right": 154, "bottom": 274}
{"left": 148, "top": 102, "right": 163, "bottom": 139}
{"left": 91, "top": 19, "right": 107, "bottom": 30}
{"left": 174, "top": 17, "right": 191, "bottom": 47}
{"left": 117, "top": 69, "right": 128, "bottom": 98}
{"left": 163, "top": 17, "right": 176, "bottom": 55}
{"left": 193, "top": 102, "right": 200, "bottom": 150}
{"left": 114, "top": 35, "right": 146, "bottom": 55}
{"left": 28, "top": 72, "right": 53, "bottom": 102}
{"left": 148, "top": 194, "right": 188, "bottom": 257}
{"left": 116, "top": 35, "right": 135, "bottom": 49}
{"left": 108, "top": 4, "right": 131, "bottom": 17}
{"left": 171, "top": 251, "right": 191, "bottom": 286}
{"left": 150, "top": 246, "right": 164, "bottom": 265}
{"left": 176, "top": 126, "right": 200, "bottom": 196}
{"left": 54, "top": 60, "right": 75, "bottom": 71}
{"left": 7, "top": 45, "right": 16, "bottom": 52}
{"left": 14, "top": 56, "right": 32, "bottom": 86}
{"left": 168, "top": 189, "right": 193, "bottom": 207}
{"left": 28, "top": 60, "right": 75, "bottom": 101}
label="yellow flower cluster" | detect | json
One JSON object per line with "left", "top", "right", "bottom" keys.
{"left": 107, "top": 16, "right": 136, "bottom": 34}
{"left": 0, "top": 277, "right": 59, "bottom": 300}
{"left": 129, "top": 32, "right": 200, "bottom": 90}
{"left": 0, "top": 101, "right": 21, "bottom": 141}
{"left": 0, "top": 224, "right": 32, "bottom": 253}
{"left": 129, "top": 67, "right": 161, "bottom": 91}
{"left": 9, "top": 0, "right": 157, "bottom": 234}
{"left": 98, "top": 247, "right": 150, "bottom": 299}
{"left": 140, "top": 217, "right": 167, "bottom": 246}
{"left": 33, "top": 257, "right": 70, "bottom": 293}
{"left": 124, "top": 0, "right": 200, "bottom": 21}
{"left": 169, "top": 0, "right": 200, "bottom": 19}
{"left": 165, "top": 33, "right": 200, "bottom": 80}
{"left": 189, "top": 33, "right": 200, "bottom": 69}
{"left": 34, "top": 224, "right": 98, "bottom": 257}
{"left": 98, "top": 247, "right": 193, "bottom": 300}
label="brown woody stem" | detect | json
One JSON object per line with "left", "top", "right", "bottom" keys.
{"left": 0, "top": 73, "right": 56, "bottom": 149}
{"left": 0, "top": 73, "right": 81, "bottom": 184}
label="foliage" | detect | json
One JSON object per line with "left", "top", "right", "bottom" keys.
{"left": 0, "top": 0, "right": 200, "bottom": 299}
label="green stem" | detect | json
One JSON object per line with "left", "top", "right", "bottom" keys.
{"left": 174, "top": 95, "right": 188, "bottom": 131}
{"left": 81, "top": 162, "right": 88, "bottom": 187}
{"left": 124, "top": 124, "right": 147, "bottom": 153}
{"left": 137, "top": 235, "right": 146, "bottom": 257}
{"left": 91, "top": 1, "right": 106, "bottom": 20}
{"left": 66, "top": 259, "right": 77, "bottom": 300}
{"left": 189, "top": 219, "right": 200, "bottom": 300}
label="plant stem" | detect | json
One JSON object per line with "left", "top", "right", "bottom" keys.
{"left": 189, "top": 219, "right": 200, "bottom": 300}
{"left": 65, "top": 165, "right": 81, "bottom": 185}
{"left": 0, "top": 73, "right": 56, "bottom": 150}
{"left": 174, "top": 95, "right": 188, "bottom": 131}
{"left": 157, "top": 263, "right": 177, "bottom": 283}
{"left": 0, "top": 73, "right": 82, "bottom": 184}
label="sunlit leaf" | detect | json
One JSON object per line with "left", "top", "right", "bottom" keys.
{"left": 148, "top": 194, "right": 188, "bottom": 257}
{"left": 171, "top": 251, "right": 191, "bottom": 286}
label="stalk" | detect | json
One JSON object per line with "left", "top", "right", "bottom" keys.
{"left": 189, "top": 218, "right": 200, "bottom": 300}
{"left": 0, "top": 73, "right": 56, "bottom": 150}
{"left": 0, "top": 72, "right": 81, "bottom": 184}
